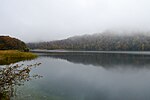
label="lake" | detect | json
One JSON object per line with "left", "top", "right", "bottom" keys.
{"left": 10, "top": 51, "right": 150, "bottom": 100}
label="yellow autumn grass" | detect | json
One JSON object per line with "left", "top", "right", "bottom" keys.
{"left": 0, "top": 50, "right": 37, "bottom": 65}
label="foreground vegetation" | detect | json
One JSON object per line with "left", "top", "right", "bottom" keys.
{"left": 28, "top": 32, "right": 150, "bottom": 51}
{"left": 0, "top": 50, "right": 37, "bottom": 65}
{"left": 0, "top": 63, "right": 42, "bottom": 100}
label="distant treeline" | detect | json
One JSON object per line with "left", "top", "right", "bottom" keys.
{"left": 27, "top": 33, "right": 150, "bottom": 51}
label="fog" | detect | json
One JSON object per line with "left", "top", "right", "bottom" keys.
{"left": 0, "top": 0, "right": 150, "bottom": 42}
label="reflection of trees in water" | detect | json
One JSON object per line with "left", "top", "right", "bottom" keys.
{"left": 42, "top": 52, "right": 150, "bottom": 68}
{"left": 0, "top": 63, "right": 42, "bottom": 100}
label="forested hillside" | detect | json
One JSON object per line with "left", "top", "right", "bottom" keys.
{"left": 0, "top": 36, "right": 29, "bottom": 51}
{"left": 27, "top": 33, "right": 150, "bottom": 51}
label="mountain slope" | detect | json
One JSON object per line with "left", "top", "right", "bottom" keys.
{"left": 0, "top": 36, "right": 29, "bottom": 51}
{"left": 27, "top": 33, "right": 150, "bottom": 51}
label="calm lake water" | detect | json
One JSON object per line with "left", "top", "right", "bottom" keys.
{"left": 11, "top": 52, "right": 150, "bottom": 100}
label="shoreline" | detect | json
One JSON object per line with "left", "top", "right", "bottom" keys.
{"left": 30, "top": 49, "right": 150, "bottom": 55}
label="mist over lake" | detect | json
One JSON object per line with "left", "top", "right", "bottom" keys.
{"left": 1, "top": 0, "right": 150, "bottom": 99}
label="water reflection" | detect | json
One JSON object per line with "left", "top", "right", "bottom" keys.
{"left": 27, "top": 52, "right": 150, "bottom": 100}
{"left": 0, "top": 57, "right": 36, "bottom": 65}
{"left": 10, "top": 52, "right": 150, "bottom": 100}
{"left": 38, "top": 52, "right": 150, "bottom": 69}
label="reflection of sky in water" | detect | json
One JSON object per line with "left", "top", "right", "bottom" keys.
{"left": 14, "top": 53, "right": 150, "bottom": 100}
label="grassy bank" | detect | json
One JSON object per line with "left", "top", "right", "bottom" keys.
{"left": 0, "top": 50, "right": 37, "bottom": 65}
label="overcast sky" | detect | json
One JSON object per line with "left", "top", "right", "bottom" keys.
{"left": 0, "top": 0, "right": 150, "bottom": 42}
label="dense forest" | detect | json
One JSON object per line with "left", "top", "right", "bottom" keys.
{"left": 27, "top": 33, "right": 150, "bottom": 51}
{"left": 0, "top": 36, "right": 29, "bottom": 51}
